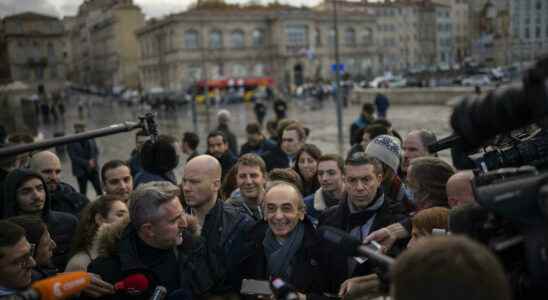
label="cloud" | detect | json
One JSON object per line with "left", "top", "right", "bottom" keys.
{"left": 0, "top": 0, "right": 60, "bottom": 18}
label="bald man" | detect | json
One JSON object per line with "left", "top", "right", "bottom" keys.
{"left": 181, "top": 155, "right": 253, "bottom": 294}
{"left": 446, "top": 171, "right": 475, "bottom": 208}
{"left": 30, "top": 151, "right": 89, "bottom": 216}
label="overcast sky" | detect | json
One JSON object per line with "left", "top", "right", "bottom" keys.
{"left": 0, "top": 0, "right": 328, "bottom": 18}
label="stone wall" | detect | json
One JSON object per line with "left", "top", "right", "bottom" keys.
{"left": 350, "top": 86, "right": 493, "bottom": 105}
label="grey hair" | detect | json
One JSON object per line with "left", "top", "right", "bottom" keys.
{"left": 264, "top": 180, "right": 305, "bottom": 211}
{"left": 129, "top": 181, "right": 180, "bottom": 229}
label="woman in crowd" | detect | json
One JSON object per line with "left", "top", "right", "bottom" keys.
{"left": 8, "top": 215, "right": 57, "bottom": 281}
{"left": 65, "top": 195, "right": 128, "bottom": 272}
{"left": 293, "top": 144, "right": 322, "bottom": 197}
{"left": 407, "top": 207, "right": 449, "bottom": 248}
{"left": 406, "top": 157, "right": 455, "bottom": 211}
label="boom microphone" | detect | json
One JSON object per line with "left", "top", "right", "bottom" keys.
{"left": 318, "top": 226, "right": 395, "bottom": 267}
{"left": 10, "top": 272, "right": 92, "bottom": 300}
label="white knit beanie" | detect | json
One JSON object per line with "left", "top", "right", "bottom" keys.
{"left": 365, "top": 134, "right": 401, "bottom": 173}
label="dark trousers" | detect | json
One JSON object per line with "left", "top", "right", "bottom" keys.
{"left": 76, "top": 170, "right": 102, "bottom": 196}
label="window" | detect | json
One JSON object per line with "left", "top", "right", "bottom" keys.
{"left": 50, "top": 66, "right": 57, "bottom": 79}
{"left": 210, "top": 30, "right": 222, "bottom": 49}
{"left": 525, "top": 27, "right": 530, "bottom": 39}
{"left": 169, "top": 30, "right": 175, "bottom": 50}
{"left": 253, "top": 63, "right": 265, "bottom": 76}
{"left": 314, "top": 28, "right": 321, "bottom": 46}
{"left": 47, "top": 42, "right": 55, "bottom": 58}
{"left": 362, "top": 28, "right": 373, "bottom": 44}
{"left": 252, "top": 29, "right": 265, "bottom": 47}
{"left": 345, "top": 28, "right": 356, "bottom": 47}
{"left": 230, "top": 30, "right": 245, "bottom": 48}
{"left": 536, "top": 0, "right": 542, "bottom": 10}
{"left": 286, "top": 25, "right": 308, "bottom": 46}
{"left": 36, "top": 67, "right": 44, "bottom": 80}
{"left": 232, "top": 63, "right": 247, "bottom": 77}
{"left": 536, "top": 26, "right": 541, "bottom": 38}
{"left": 184, "top": 30, "right": 199, "bottom": 49}
{"left": 328, "top": 28, "right": 336, "bottom": 47}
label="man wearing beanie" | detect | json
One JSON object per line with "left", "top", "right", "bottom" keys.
{"left": 365, "top": 135, "right": 413, "bottom": 214}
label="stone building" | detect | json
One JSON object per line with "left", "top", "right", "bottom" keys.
{"left": 509, "top": 0, "right": 548, "bottom": 64}
{"left": 70, "top": 0, "right": 145, "bottom": 90}
{"left": 136, "top": 4, "right": 379, "bottom": 93}
{"left": 0, "top": 12, "right": 66, "bottom": 93}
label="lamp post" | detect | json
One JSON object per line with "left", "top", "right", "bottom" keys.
{"left": 332, "top": 0, "right": 344, "bottom": 155}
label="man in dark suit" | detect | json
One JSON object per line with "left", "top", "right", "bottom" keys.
{"left": 318, "top": 153, "right": 405, "bottom": 293}
{"left": 67, "top": 123, "right": 102, "bottom": 196}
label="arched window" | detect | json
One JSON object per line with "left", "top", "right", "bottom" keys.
{"left": 252, "top": 29, "right": 264, "bottom": 47}
{"left": 210, "top": 30, "right": 222, "bottom": 49}
{"left": 345, "top": 28, "right": 356, "bottom": 47}
{"left": 230, "top": 29, "right": 245, "bottom": 48}
{"left": 184, "top": 30, "right": 200, "bottom": 49}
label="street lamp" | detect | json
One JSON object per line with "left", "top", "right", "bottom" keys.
{"left": 332, "top": 0, "right": 344, "bottom": 155}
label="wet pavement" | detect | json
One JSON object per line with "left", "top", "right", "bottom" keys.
{"left": 29, "top": 95, "right": 453, "bottom": 198}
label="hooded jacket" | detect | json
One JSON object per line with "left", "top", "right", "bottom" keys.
{"left": 86, "top": 216, "right": 214, "bottom": 300}
{"left": 50, "top": 182, "right": 90, "bottom": 217}
{"left": 1, "top": 169, "right": 78, "bottom": 270}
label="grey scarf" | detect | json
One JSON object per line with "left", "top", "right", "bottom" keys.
{"left": 262, "top": 222, "right": 305, "bottom": 280}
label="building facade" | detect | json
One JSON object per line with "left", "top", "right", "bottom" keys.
{"left": 136, "top": 5, "right": 379, "bottom": 93}
{"left": 70, "top": 0, "right": 145, "bottom": 90}
{"left": 510, "top": 0, "right": 548, "bottom": 64}
{"left": 0, "top": 12, "right": 66, "bottom": 93}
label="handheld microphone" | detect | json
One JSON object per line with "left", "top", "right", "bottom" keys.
{"left": 318, "top": 226, "right": 395, "bottom": 267}
{"left": 149, "top": 286, "right": 167, "bottom": 300}
{"left": 114, "top": 274, "right": 150, "bottom": 296}
{"left": 12, "top": 272, "right": 92, "bottom": 300}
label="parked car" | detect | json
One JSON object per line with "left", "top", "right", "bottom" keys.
{"left": 462, "top": 75, "right": 491, "bottom": 87}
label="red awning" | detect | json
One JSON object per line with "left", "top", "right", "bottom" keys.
{"left": 197, "top": 77, "right": 274, "bottom": 89}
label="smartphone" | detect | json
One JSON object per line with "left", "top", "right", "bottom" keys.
{"left": 241, "top": 279, "right": 273, "bottom": 296}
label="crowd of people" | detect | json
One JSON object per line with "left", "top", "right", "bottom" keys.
{"left": 0, "top": 99, "right": 516, "bottom": 300}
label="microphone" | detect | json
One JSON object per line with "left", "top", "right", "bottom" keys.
{"left": 149, "top": 286, "right": 167, "bottom": 300}
{"left": 12, "top": 272, "right": 92, "bottom": 300}
{"left": 114, "top": 274, "right": 150, "bottom": 296}
{"left": 318, "top": 226, "right": 395, "bottom": 268}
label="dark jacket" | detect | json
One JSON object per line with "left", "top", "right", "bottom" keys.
{"left": 318, "top": 191, "right": 404, "bottom": 293}
{"left": 240, "top": 138, "right": 277, "bottom": 157}
{"left": 211, "top": 151, "right": 238, "bottom": 180}
{"left": 188, "top": 199, "right": 254, "bottom": 294}
{"left": 67, "top": 139, "right": 99, "bottom": 177}
{"left": 86, "top": 219, "right": 204, "bottom": 300}
{"left": 261, "top": 146, "right": 290, "bottom": 171}
{"left": 128, "top": 149, "right": 142, "bottom": 178}
{"left": 349, "top": 115, "right": 374, "bottom": 146}
{"left": 303, "top": 188, "right": 344, "bottom": 225}
{"left": 239, "top": 219, "right": 330, "bottom": 300}
{"left": 374, "top": 94, "right": 390, "bottom": 113}
{"left": 1, "top": 169, "right": 78, "bottom": 270}
{"left": 49, "top": 182, "right": 90, "bottom": 217}
{"left": 225, "top": 194, "right": 263, "bottom": 221}
{"left": 217, "top": 124, "right": 239, "bottom": 156}
{"left": 346, "top": 144, "right": 365, "bottom": 160}
{"left": 133, "top": 169, "right": 177, "bottom": 189}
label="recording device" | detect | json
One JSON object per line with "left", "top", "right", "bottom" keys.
{"left": 0, "top": 113, "right": 158, "bottom": 159}
{"left": 427, "top": 55, "right": 548, "bottom": 171}
{"left": 114, "top": 274, "right": 150, "bottom": 296}
{"left": 240, "top": 279, "right": 273, "bottom": 296}
{"left": 318, "top": 226, "right": 395, "bottom": 267}
{"left": 149, "top": 286, "right": 167, "bottom": 300}
{"left": 2, "top": 272, "right": 92, "bottom": 300}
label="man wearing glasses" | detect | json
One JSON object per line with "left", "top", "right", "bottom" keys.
{"left": 0, "top": 220, "right": 36, "bottom": 296}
